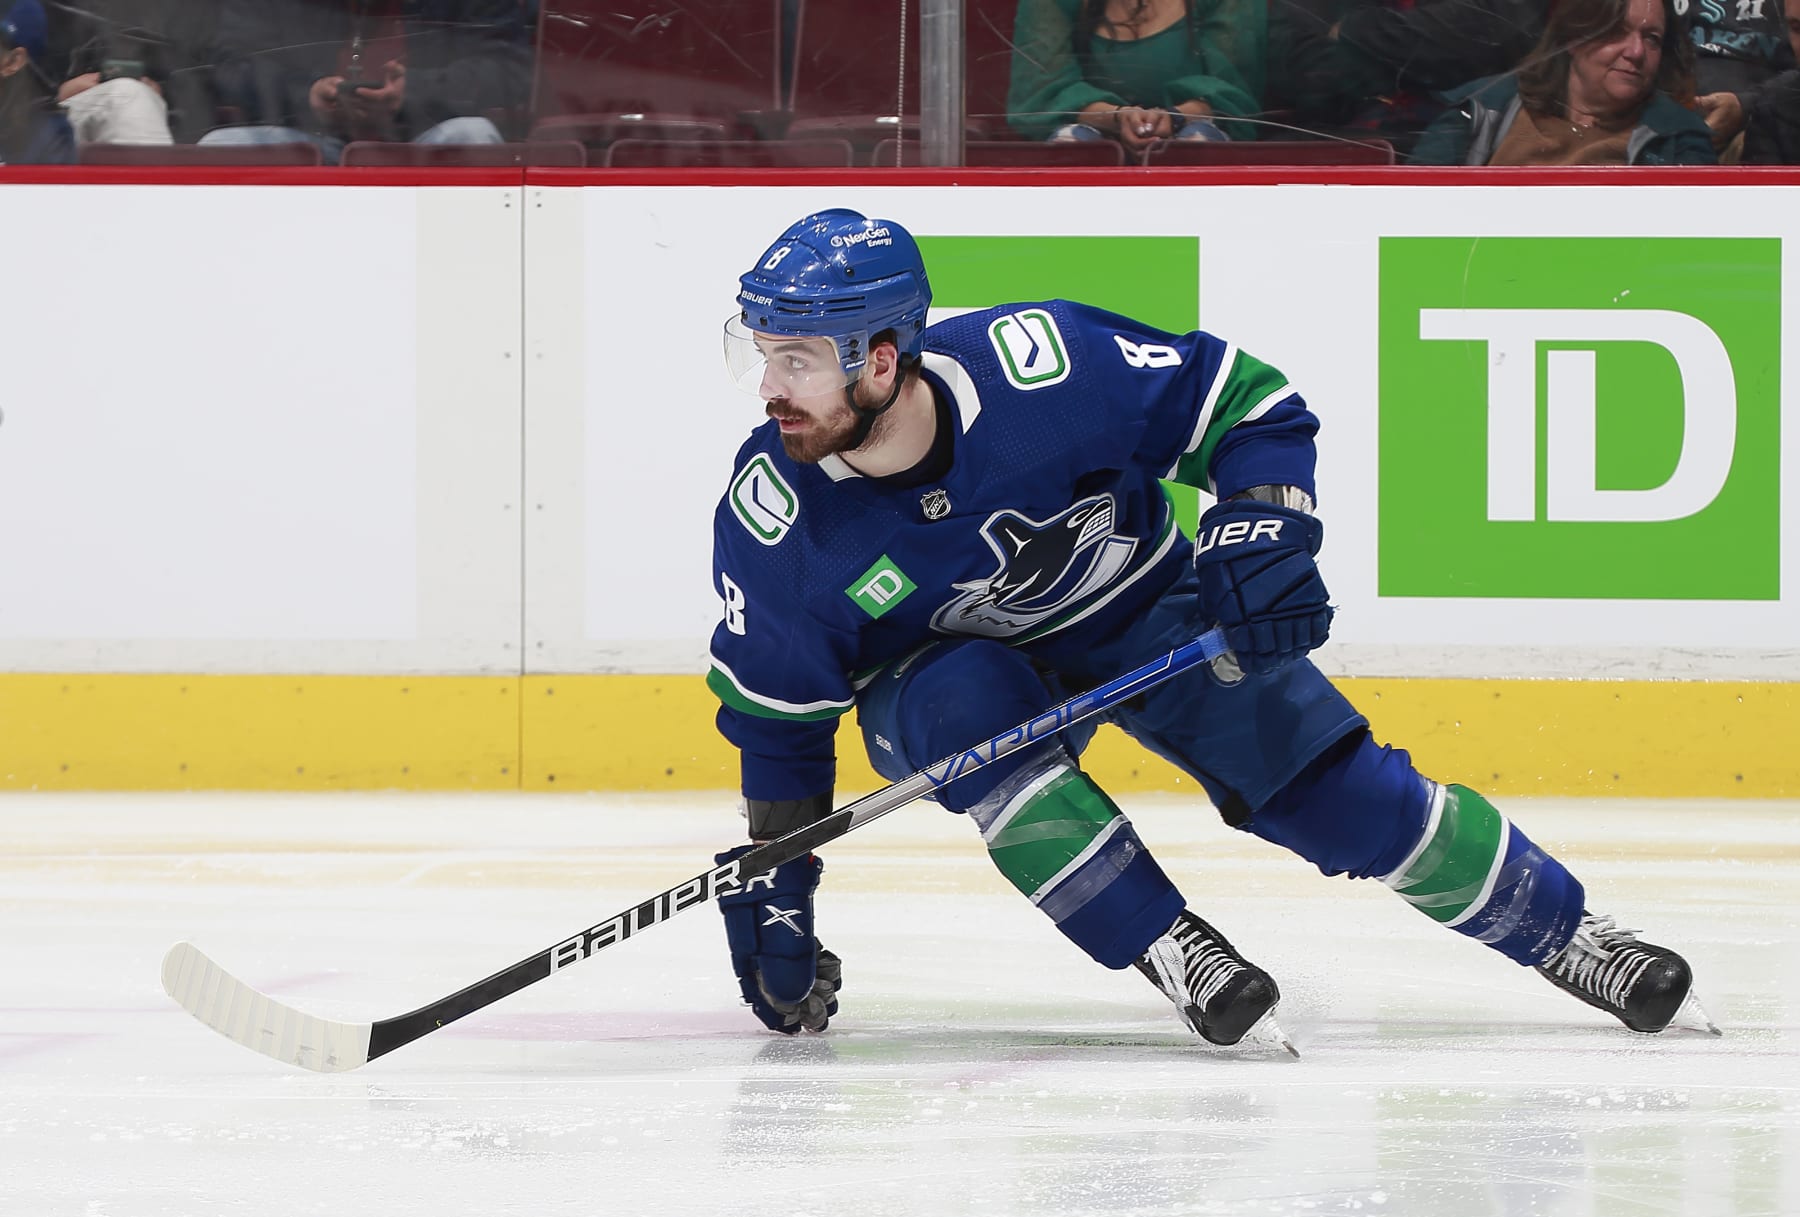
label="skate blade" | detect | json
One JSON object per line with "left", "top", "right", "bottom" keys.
{"left": 1173, "top": 1002, "right": 1298, "bottom": 1057}
{"left": 1667, "top": 991, "right": 1722, "bottom": 1037}
{"left": 1242, "top": 1008, "right": 1301, "bottom": 1059}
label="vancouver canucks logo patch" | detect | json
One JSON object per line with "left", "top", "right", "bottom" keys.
{"left": 931, "top": 495, "right": 1137, "bottom": 638}
{"left": 987, "top": 309, "right": 1070, "bottom": 390}
{"left": 729, "top": 454, "right": 798, "bottom": 546}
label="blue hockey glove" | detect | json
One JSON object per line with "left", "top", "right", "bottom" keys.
{"left": 715, "top": 844, "right": 842, "bottom": 1034}
{"left": 1192, "top": 498, "right": 1332, "bottom": 675}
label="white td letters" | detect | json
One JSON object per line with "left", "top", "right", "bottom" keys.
{"left": 1419, "top": 308, "right": 1736, "bottom": 523}
{"left": 855, "top": 569, "right": 907, "bottom": 606}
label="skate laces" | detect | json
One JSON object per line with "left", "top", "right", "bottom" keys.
{"left": 1170, "top": 919, "right": 1244, "bottom": 1008}
{"left": 1547, "top": 915, "right": 1655, "bottom": 1010}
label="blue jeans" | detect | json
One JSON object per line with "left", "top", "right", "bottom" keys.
{"left": 1050, "top": 115, "right": 1231, "bottom": 143}
{"left": 197, "top": 116, "right": 504, "bottom": 165}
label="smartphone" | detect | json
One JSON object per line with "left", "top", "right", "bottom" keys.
{"left": 99, "top": 58, "right": 146, "bottom": 82}
{"left": 336, "top": 78, "right": 386, "bottom": 95}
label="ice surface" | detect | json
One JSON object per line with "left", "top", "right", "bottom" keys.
{"left": 1, "top": 792, "right": 1794, "bottom": 1217}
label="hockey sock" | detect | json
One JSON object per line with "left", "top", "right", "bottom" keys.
{"left": 1381, "top": 783, "right": 1585, "bottom": 965}
{"left": 968, "top": 757, "right": 1184, "bottom": 969}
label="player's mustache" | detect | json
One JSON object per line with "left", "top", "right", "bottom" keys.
{"left": 766, "top": 400, "right": 805, "bottom": 422}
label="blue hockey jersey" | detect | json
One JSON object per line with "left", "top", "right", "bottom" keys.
{"left": 707, "top": 300, "right": 1319, "bottom": 802}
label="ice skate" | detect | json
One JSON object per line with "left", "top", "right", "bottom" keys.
{"left": 1134, "top": 911, "right": 1296, "bottom": 1055}
{"left": 1537, "top": 913, "right": 1720, "bottom": 1035}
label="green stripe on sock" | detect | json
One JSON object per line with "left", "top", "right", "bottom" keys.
{"left": 986, "top": 770, "right": 1122, "bottom": 897}
{"left": 1385, "top": 784, "right": 1505, "bottom": 924}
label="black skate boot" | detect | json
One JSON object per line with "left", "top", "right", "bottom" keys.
{"left": 1536, "top": 912, "right": 1712, "bottom": 1034}
{"left": 1134, "top": 910, "right": 1291, "bottom": 1051}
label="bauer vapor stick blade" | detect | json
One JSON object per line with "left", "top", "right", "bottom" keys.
{"left": 161, "top": 942, "right": 373, "bottom": 1072}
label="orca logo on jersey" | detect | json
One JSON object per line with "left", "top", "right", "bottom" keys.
{"left": 932, "top": 495, "right": 1138, "bottom": 638}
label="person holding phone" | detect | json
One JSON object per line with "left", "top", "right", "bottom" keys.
{"left": 199, "top": 0, "right": 529, "bottom": 164}
{"left": 53, "top": 5, "right": 177, "bottom": 147}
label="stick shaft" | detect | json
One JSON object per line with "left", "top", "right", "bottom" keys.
{"left": 164, "top": 628, "right": 1228, "bottom": 1069}
{"left": 364, "top": 626, "right": 1226, "bottom": 1061}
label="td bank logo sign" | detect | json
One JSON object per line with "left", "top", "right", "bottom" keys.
{"left": 1426, "top": 309, "right": 1734, "bottom": 524}
{"left": 1379, "top": 238, "right": 1779, "bottom": 600}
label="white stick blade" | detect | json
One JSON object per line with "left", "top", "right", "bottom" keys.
{"left": 161, "top": 942, "right": 373, "bottom": 1073}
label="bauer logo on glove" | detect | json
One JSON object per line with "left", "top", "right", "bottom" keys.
{"left": 760, "top": 903, "right": 807, "bottom": 935}
{"left": 1191, "top": 496, "right": 1333, "bottom": 676}
{"left": 1193, "top": 516, "right": 1288, "bottom": 553}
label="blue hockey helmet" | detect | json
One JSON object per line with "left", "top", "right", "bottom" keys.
{"left": 725, "top": 209, "right": 931, "bottom": 395}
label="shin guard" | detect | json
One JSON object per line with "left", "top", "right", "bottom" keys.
{"left": 1381, "top": 783, "right": 1585, "bottom": 965}
{"left": 969, "top": 758, "right": 1184, "bottom": 970}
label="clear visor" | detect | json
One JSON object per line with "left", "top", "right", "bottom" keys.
{"left": 722, "top": 314, "right": 857, "bottom": 398}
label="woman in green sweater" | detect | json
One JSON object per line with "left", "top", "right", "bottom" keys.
{"left": 1008, "top": 0, "right": 1265, "bottom": 151}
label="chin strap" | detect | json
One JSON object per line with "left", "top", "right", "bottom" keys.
{"left": 843, "top": 358, "right": 914, "bottom": 450}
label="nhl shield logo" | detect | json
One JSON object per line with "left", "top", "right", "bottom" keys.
{"left": 920, "top": 488, "right": 951, "bottom": 520}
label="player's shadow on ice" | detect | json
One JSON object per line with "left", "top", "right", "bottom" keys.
{"left": 744, "top": 1025, "right": 1296, "bottom": 1068}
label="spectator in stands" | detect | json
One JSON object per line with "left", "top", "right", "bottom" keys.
{"left": 199, "top": 0, "right": 530, "bottom": 164}
{"left": 1007, "top": 0, "right": 1264, "bottom": 154}
{"left": 52, "top": 2, "right": 177, "bottom": 147}
{"left": 1272, "top": 0, "right": 1550, "bottom": 155}
{"left": 1690, "top": 0, "right": 1792, "bottom": 127}
{"left": 47, "top": 2, "right": 222, "bottom": 145}
{"left": 1409, "top": 0, "right": 1715, "bottom": 165}
{"left": 1694, "top": 0, "right": 1800, "bottom": 161}
{"left": 0, "top": 0, "right": 73, "bottom": 163}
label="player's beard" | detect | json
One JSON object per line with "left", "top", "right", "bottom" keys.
{"left": 770, "top": 380, "right": 889, "bottom": 464}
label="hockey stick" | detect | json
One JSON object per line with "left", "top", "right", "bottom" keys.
{"left": 162, "top": 626, "right": 1231, "bottom": 1072}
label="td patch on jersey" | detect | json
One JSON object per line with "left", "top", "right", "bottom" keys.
{"left": 730, "top": 453, "right": 799, "bottom": 546}
{"left": 987, "top": 309, "right": 1071, "bottom": 390}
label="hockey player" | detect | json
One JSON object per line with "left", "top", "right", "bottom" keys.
{"left": 708, "top": 207, "right": 1713, "bottom": 1047}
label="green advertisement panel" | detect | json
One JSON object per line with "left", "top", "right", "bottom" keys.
{"left": 919, "top": 235, "right": 1198, "bottom": 328}
{"left": 1379, "top": 237, "right": 1780, "bottom": 599}
{"left": 918, "top": 235, "right": 1203, "bottom": 531}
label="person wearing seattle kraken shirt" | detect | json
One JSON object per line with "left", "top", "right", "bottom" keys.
{"left": 706, "top": 208, "right": 1710, "bottom": 1047}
